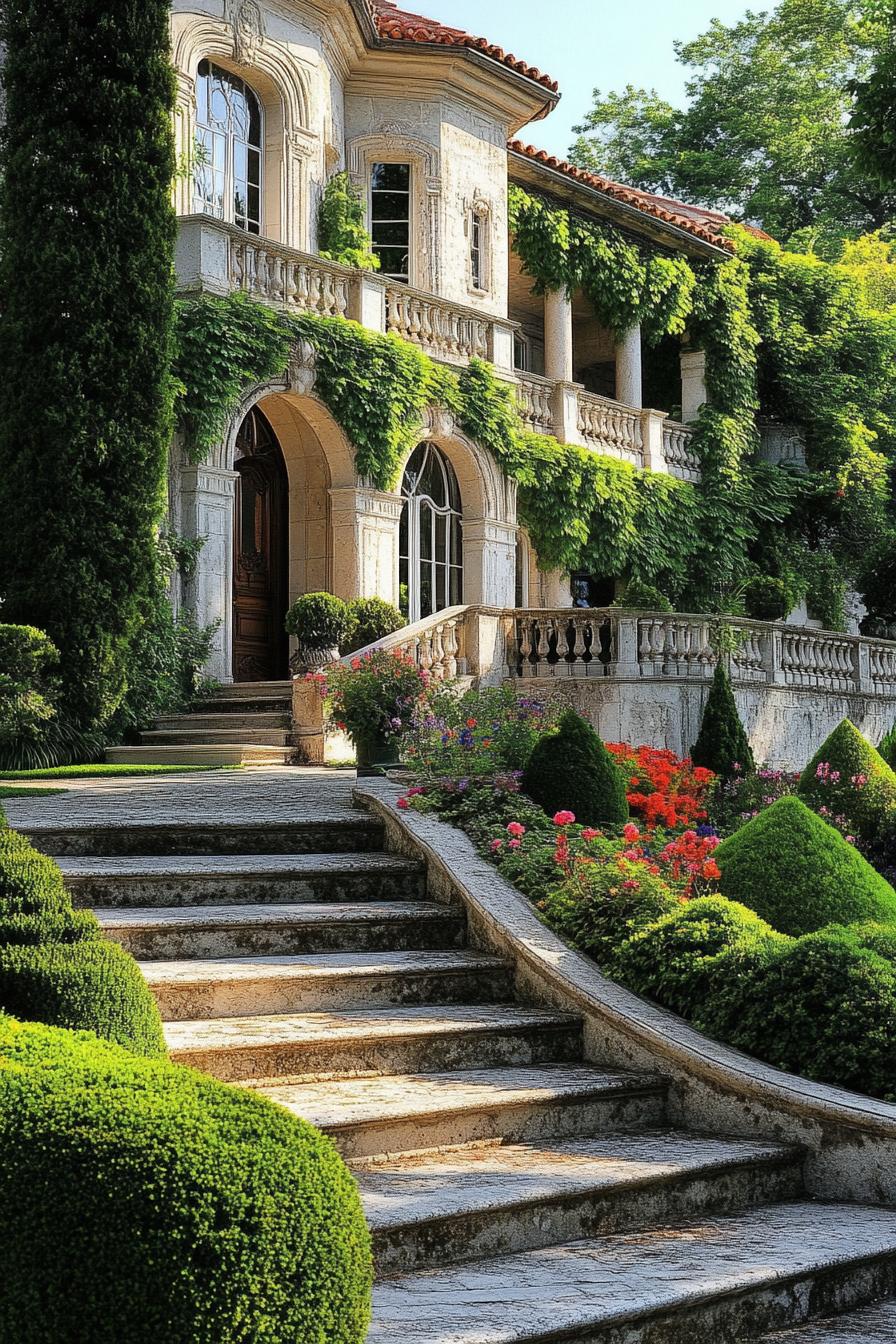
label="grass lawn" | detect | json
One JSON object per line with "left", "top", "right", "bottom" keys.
{"left": 0, "top": 786, "right": 69, "bottom": 798}
{"left": 0, "top": 765, "right": 243, "bottom": 780}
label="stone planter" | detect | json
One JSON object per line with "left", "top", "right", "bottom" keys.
{"left": 290, "top": 645, "right": 340, "bottom": 674}
{"left": 353, "top": 728, "right": 395, "bottom": 777}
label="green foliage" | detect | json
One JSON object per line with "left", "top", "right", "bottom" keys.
{"left": 0, "top": 1015, "right": 373, "bottom": 1343}
{"left": 342, "top": 597, "right": 405, "bottom": 654}
{"left": 318, "top": 172, "right": 379, "bottom": 271}
{"left": 285, "top": 592, "right": 354, "bottom": 651}
{"left": 0, "top": 627, "right": 59, "bottom": 684}
{"left": 798, "top": 717, "right": 896, "bottom": 840}
{"left": 522, "top": 710, "right": 629, "bottom": 826}
{"left": 568, "top": 0, "right": 896, "bottom": 244}
{"left": 856, "top": 539, "right": 896, "bottom": 624}
{"left": 541, "top": 851, "right": 679, "bottom": 966}
{"left": 850, "top": 1, "right": 896, "bottom": 192}
{"left": 0, "top": 0, "right": 177, "bottom": 730}
{"left": 0, "top": 625, "right": 101, "bottom": 771}
{"left": 695, "top": 925, "right": 896, "bottom": 1100}
{"left": 406, "top": 687, "right": 562, "bottom": 783}
{"left": 879, "top": 722, "right": 896, "bottom": 770}
{"left": 714, "top": 795, "right": 896, "bottom": 934}
{"left": 0, "top": 942, "right": 165, "bottom": 1058}
{"left": 614, "top": 579, "right": 673, "bottom": 612}
{"left": 692, "top": 663, "right": 755, "bottom": 780}
{"left": 743, "top": 575, "right": 789, "bottom": 620}
{"left": 611, "top": 895, "right": 785, "bottom": 1019}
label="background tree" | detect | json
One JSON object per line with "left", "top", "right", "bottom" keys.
{"left": 851, "top": 1, "right": 896, "bottom": 191}
{"left": 569, "top": 0, "right": 896, "bottom": 245}
{"left": 0, "top": 0, "right": 176, "bottom": 730}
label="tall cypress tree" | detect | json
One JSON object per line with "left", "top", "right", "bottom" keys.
{"left": 692, "top": 661, "right": 755, "bottom": 780}
{"left": 0, "top": 0, "right": 176, "bottom": 727}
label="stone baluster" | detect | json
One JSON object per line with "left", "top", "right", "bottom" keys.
{"left": 430, "top": 624, "right": 446, "bottom": 681}
{"left": 418, "top": 630, "right": 434, "bottom": 679}
{"left": 442, "top": 620, "right": 459, "bottom": 680}
{"left": 230, "top": 241, "right": 245, "bottom": 289}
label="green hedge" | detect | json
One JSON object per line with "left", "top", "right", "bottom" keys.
{"left": 0, "top": 943, "right": 165, "bottom": 1058}
{"left": 523, "top": 710, "right": 629, "bottom": 826}
{"left": 0, "top": 1015, "right": 372, "bottom": 1343}
{"left": 691, "top": 662, "right": 755, "bottom": 780}
{"left": 0, "top": 626, "right": 59, "bottom": 684}
{"left": 798, "top": 718, "right": 896, "bottom": 841}
{"left": 714, "top": 796, "right": 896, "bottom": 935}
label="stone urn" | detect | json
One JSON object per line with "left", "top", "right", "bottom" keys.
{"left": 290, "top": 645, "right": 340, "bottom": 674}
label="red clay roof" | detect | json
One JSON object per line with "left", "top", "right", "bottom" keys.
{"left": 509, "top": 141, "right": 738, "bottom": 251}
{"left": 369, "top": 0, "right": 559, "bottom": 94}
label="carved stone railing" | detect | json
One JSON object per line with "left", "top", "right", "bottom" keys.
{"left": 345, "top": 606, "right": 470, "bottom": 685}
{"left": 758, "top": 420, "right": 807, "bottom": 469}
{"left": 516, "top": 374, "right": 555, "bottom": 434}
{"left": 385, "top": 284, "right": 490, "bottom": 365}
{"left": 509, "top": 608, "right": 896, "bottom": 697}
{"left": 230, "top": 236, "right": 352, "bottom": 317}
{"left": 663, "top": 422, "right": 701, "bottom": 482}
{"left": 577, "top": 392, "right": 644, "bottom": 465}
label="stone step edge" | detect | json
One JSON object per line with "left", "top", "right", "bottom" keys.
{"left": 61, "top": 854, "right": 424, "bottom": 881}
{"left": 96, "top": 900, "right": 461, "bottom": 930}
{"left": 140, "top": 950, "right": 511, "bottom": 988}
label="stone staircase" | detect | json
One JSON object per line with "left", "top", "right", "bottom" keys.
{"left": 105, "top": 681, "right": 296, "bottom": 766}
{"left": 33, "top": 800, "right": 896, "bottom": 1342}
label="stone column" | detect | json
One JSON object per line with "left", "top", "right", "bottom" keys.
{"left": 462, "top": 519, "right": 518, "bottom": 608}
{"left": 179, "top": 464, "right": 238, "bottom": 683}
{"left": 615, "top": 323, "right": 643, "bottom": 408}
{"left": 329, "top": 486, "right": 404, "bottom": 606}
{"left": 539, "top": 569, "right": 574, "bottom": 610}
{"left": 680, "top": 348, "right": 708, "bottom": 424}
{"left": 544, "top": 288, "right": 574, "bottom": 383}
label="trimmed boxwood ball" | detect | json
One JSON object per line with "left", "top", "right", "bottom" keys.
{"left": 611, "top": 895, "right": 786, "bottom": 1019}
{"left": 0, "top": 1015, "right": 373, "bottom": 1344}
{"left": 0, "top": 906, "right": 100, "bottom": 947}
{"left": 522, "top": 709, "right": 629, "bottom": 827}
{"left": 342, "top": 596, "right": 404, "bottom": 654}
{"left": 695, "top": 926, "right": 896, "bottom": 1101}
{"left": 798, "top": 718, "right": 896, "bottom": 841}
{"left": 0, "top": 847, "right": 71, "bottom": 917}
{"left": 0, "top": 942, "right": 165, "bottom": 1058}
{"left": 691, "top": 662, "right": 755, "bottom": 780}
{"left": 714, "top": 796, "right": 896, "bottom": 935}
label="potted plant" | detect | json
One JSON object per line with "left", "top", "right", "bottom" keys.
{"left": 316, "top": 648, "right": 430, "bottom": 773}
{"left": 285, "top": 593, "right": 354, "bottom": 671}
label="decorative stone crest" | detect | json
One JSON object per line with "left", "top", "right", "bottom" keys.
{"left": 285, "top": 339, "right": 318, "bottom": 397}
{"left": 225, "top": 0, "right": 265, "bottom": 65}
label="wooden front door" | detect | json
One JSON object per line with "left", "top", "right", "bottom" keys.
{"left": 232, "top": 407, "right": 289, "bottom": 682}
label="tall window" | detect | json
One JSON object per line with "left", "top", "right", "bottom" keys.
{"left": 399, "top": 442, "right": 463, "bottom": 623}
{"left": 370, "top": 163, "right": 411, "bottom": 283}
{"left": 194, "top": 59, "right": 262, "bottom": 234}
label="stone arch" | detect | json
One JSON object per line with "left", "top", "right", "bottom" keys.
{"left": 171, "top": 13, "right": 316, "bottom": 247}
{"left": 347, "top": 133, "right": 442, "bottom": 292}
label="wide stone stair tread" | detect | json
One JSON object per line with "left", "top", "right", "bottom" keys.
{"left": 142, "top": 948, "right": 514, "bottom": 1018}
{"left": 58, "top": 851, "right": 422, "bottom": 879}
{"left": 26, "top": 816, "right": 384, "bottom": 857}
{"left": 762, "top": 1301, "right": 896, "bottom": 1341}
{"left": 140, "top": 728, "right": 293, "bottom": 745}
{"left": 367, "top": 1203, "right": 896, "bottom": 1343}
{"left": 97, "top": 899, "right": 457, "bottom": 933}
{"left": 105, "top": 744, "right": 295, "bottom": 765}
{"left": 358, "top": 1131, "right": 801, "bottom": 1230}
{"left": 154, "top": 713, "right": 292, "bottom": 729}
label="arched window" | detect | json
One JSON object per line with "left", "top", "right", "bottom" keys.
{"left": 194, "top": 59, "right": 263, "bottom": 234}
{"left": 399, "top": 443, "right": 463, "bottom": 623}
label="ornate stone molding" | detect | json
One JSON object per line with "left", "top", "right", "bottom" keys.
{"left": 224, "top": 0, "right": 265, "bottom": 66}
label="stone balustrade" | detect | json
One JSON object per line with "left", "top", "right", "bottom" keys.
{"left": 663, "top": 422, "right": 701, "bottom": 482}
{"left": 346, "top": 605, "right": 468, "bottom": 685}
{"left": 509, "top": 608, "right": 896, "bottom": 697}
{"left": 516, "top": 374, "right": 556, "bottom": 434}
{"left": 230, "top": 236, "right": 351, "bottom": 318}
{"left": 758, "top": 420, "right": 807, "bottom": 469}
{"left": 577, "top": 393, "right": 644, "bottom": 466}
{"left": 385, "top": 284, "right": 491, "bottom": 365}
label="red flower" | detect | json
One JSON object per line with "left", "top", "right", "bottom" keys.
{"left": 553, "top": 811, "right": 576, "bottom": 826}
{"left": 507, "top": 822, "right": 526, "bottom": 838}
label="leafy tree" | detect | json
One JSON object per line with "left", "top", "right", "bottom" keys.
{"left": 692, "top": 662, "right": 755, "bottom": 780}
{"left": 569, "top": 0, "right": 896, "bottom": 245}
{"left": 851, "top": 0, "right": 896, "bottom": 189}
{"left": 0, "top": 0, "right": 177, "bottom": 729}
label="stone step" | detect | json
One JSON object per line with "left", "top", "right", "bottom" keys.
{"left": 190, "top": 695, "right": 294, "bottom": 716}
{"left": 26, "top": 817, "right": 385, "bottom": 858}
{"left": 360, "top": 1131, "right": 804, "bottom": 1274}
{"left": 141, "top": 728, "right": 293, "bottom": 746}
{"left": 209, "top": 680, "right": 293, "bottom": 697}
{"left": 165, "top": 1004, "right": 584, "bottom": 1085}
{"left": 104, "top": 744, "right": 295, "bottom": 766}
{"left": 258, "top": 1065, "right": 668, "bottom": 1161}
{"left": 762, "top": 1301, "right": 896, "bottom": 1341}
{"left": 61, "top": 852, "right": 425, "bottom": 908}
{"left": 98, "top": 900, "right": 465, "bottom": 960}
{"left": 154, "top": 712, "right": 292, "bottom": 732}
{"left": 367, "top": 1202, "right": 896, "bottom": 1344}
{"left": 143, "top": 949, "right": 515, "bottom": 1020}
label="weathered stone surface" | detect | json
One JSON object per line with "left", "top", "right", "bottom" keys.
{"left": 763, "top": 1301, "right": 896, "bottom": 1341}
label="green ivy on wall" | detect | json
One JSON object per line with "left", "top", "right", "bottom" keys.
{"left": 317, "top": 172, "right": 380, "bottom": 272}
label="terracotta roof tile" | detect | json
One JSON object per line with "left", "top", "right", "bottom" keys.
{"left": 369, "top": 0, "right": 559, "bottom": 93}
{"left": 508, "top": 140, "right": 738, "bottom": 250}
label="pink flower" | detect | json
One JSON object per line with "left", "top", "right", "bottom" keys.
{"left": 622, "top": 822, "right": 641, "bottom": 842}
{"left": 845, "top": 835, "right": 856, "bottom": 845}
{"left": 489, "top": 839, "right": 503, "bottom": 853}
{"left": 397, "top": 797, "right": 410, "bottom": 810}
{"left": 509, "top": 839, "right": 521, "bottom": 850}
{"left": 507, "top": 822, "right": 526, "bottom": 838}
{"left": 553, "top": 811, "right": 576, "bottom": 827}
{"left": 622, "top": 879, "right": 640, "bottom": 891}
{"left": 581, "top": 828, "right": 601, "bottom": 842}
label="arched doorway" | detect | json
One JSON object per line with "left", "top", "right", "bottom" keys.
{"left": 399, "top": 442, "right": 463, "bottom": 622}
{"left": 232, "top": 406, "right": 289, "bottom": 682}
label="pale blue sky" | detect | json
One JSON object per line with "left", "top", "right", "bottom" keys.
{"left": 417, "top": 0, "right": 756, "bottom": 158}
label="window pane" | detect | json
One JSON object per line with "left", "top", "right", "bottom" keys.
{"left": 372, "top": 221, "right": 411, "bottom": 247}
{"left": 371, "top": 162, "right": 410, "bottom": 191}
{"left": 373, "top": 247, "right": 409, "bottom": 279}
{"left": 371, "top": 191, "right": 410, "bottom": 221}
{"left": 194, "top": 61, "right": 263, "bottom": 235}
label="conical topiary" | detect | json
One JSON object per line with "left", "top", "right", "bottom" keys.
{"left": 714, "top": 796, "right": 896, "bottom": 936}
{"left": 879, "top": 722, "right": 896, "bottom": 772}
{"left": 691, "top": 662, "right": 755, "bottom": 780}
{"left": 798, "top": 718, "right": 896, "bottom": 841}
{"left": 522, "top": 709, "right": 629, "bottom": 827}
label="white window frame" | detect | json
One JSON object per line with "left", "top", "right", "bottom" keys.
{"left": 399, "top": 443, "right": 463, "bottom": 624}
{"left": 369, "top": 161, "right": 413, "bottom": 285}
{"left": 193, "top": 59, "right": 264, "bottom": 235}
{"left": 468, "top": 201, "right": 491, "bottom": 295}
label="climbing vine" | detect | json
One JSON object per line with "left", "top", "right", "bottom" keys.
{"left": 317, "top": 172, "right": 379, "bottom": 271}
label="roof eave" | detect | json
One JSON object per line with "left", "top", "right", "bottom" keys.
{"left": 509, "top": 150, "right": 732, "bottom": 261}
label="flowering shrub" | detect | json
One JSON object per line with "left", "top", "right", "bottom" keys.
{"left": 310, "top": 649, "right": 429, "bottom": 751}
{"left": 606, "top": 744, "right": 714, "bottom": 831}
{"left": 403, "top": 685, "right": 560, "bottom": 783}
{"left": 707, "top": 765, "right": 800, "bottom": 833}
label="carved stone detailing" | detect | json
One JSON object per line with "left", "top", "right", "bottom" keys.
{"left": 663, "top": 420, "right": 702, "bottom": 481}
{"left": 229, "top": 233, "right": 350, "bottom": 321}
{"left": 385, "top": 285, "right": 488, "bottom": 363}
{"left": 225, "top": 0, "right": 265, "bottom": 65}
{"left": 285, "top": 340, "right": 318, "bottom": 397}
{"left": 516, "top": 375, "right": 554, "bottom": 434}
{"left": 577, "top": 392, "right": 644, "bottom": 465}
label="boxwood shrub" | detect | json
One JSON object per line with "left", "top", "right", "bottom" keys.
{"left": 523, "top": 709, "right": 629, "bottom": 826}
{"left": 0, "top": 943, "right": 165, "bottom": 1058}
{"left": 713, "top": 796, "right": 896, "bottom": 935}
{"left": 0, "top": 1015, "right": 373, "bottom": 1343}
{"left": 798, "top": 718, "right": 896, "bottom": 841}
{"left": 541, "top": 852, "right": 679, "bottom": 966}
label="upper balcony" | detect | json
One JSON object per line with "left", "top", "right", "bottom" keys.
{"left": 175, "top": 214, "right": 792, "bottom": 484}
